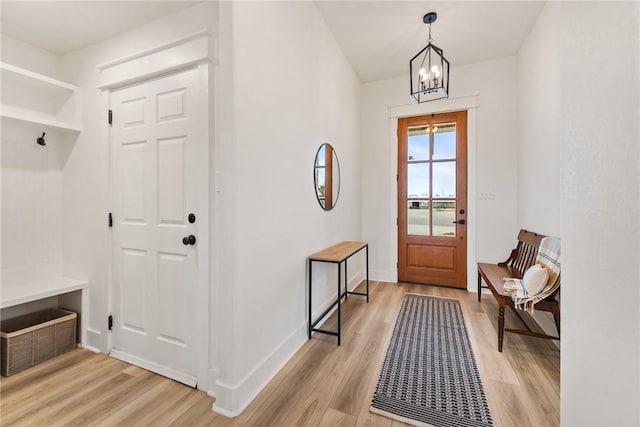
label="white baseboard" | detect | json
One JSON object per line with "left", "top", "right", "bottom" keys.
{"left": 370, "top": 269, "right": 394, "bottom": 282}
{"left": 211, "top": 322, "right": 307, "bottom": 417}
{"left": 86, "top": 327, "right": 104, "bottom": 352}
{"left": 207, "top": 368, "right": 219, "bottom": 398}
{"left": 80, "top": 344, "right": 102, "bottom": 353}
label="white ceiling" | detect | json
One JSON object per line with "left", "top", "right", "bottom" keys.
{"left": 314, "top": 1, "right": 545, "bottom": 82}
{"left": 0, "top": 1, "right": 545, "bottom": 82}
{"left": 0, "top": 1, "right": 201, "bottom": 55}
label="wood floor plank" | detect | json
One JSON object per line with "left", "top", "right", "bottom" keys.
{"left": 319, "top": 407, "right": 357, "bottom": 426}
{"left": 130, "top": 384, "right": 196, "bottom": 426}
{"left": 0, "top": 281, "right": 559, "bottom": 427}
{"left": 277, "top": 333, "right": 367, "bottom": 426}
{"left": 168, "top": 393, "right": 219, "bottom": 427}
{"left": 328, "top": 321, "right": 389, "bottom": 417}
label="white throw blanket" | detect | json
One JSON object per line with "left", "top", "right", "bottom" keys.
{"left": 504, "top": 236, "right": 561, "bottom": 313}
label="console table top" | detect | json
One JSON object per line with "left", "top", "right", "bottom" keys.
{"left": 309, "top": 241, "right": 367, "bottom": 263}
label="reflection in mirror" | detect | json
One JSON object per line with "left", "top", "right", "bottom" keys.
{"left": 314, "top": 143, "right": 340, "bottom": 210}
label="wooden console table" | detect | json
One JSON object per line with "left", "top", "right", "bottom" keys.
{"left": 308, "top": 241, "right": 369, "bottom": 345}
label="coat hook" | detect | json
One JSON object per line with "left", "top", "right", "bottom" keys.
{"left": 36, "top": 132, "right": 46, "bottom": 146}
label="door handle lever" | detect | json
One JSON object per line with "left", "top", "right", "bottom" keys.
{"left": 182, "top": 235, "right": 197, "bottom": 245}
{"left": 453, "top": 219, "right": 466, "bottom": 225}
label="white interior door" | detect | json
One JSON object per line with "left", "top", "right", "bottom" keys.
{"left": 110, "top": 68, "right": 204, "bottom": 386}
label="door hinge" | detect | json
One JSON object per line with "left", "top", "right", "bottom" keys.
{"left": 108, "top": 212, "right": 113, "bottom": 227}
{"left": 108, "top": 109, "right": 113, "bottom": 125}
{"left": 108, "top": 314, "right": 113, "bottom": 330}
{"left": 396, "top": 217, "right": 398, "bottom": 226}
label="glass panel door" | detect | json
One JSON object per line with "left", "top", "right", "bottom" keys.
{"left": 397, "top": 111, "right": 468, "bottom": 288}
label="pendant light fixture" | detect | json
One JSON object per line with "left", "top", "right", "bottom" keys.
{"left": 410, "top": 12, "right": 450, "bottom": 103}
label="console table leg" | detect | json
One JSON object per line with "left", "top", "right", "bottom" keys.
{"left": 477, "top": 272, "right": 482, "bottom": 302}
{"left": 308, "top": 260, "right": 313, "bottom": 339}
{"left": 498, "top": 305, "right": 505, "bottom": 352}
{"left": 366, "top": 245, "right": 369, "bottom": 303}
{"left": 344, "top": 260, "right": 348, "bottom": 300}
{"left": 337, "top": 265, "right": 341, "bottom": 346}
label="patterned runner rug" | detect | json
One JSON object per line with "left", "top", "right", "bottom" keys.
{"left": 370, "top": 294, "right": 493, "bottom": 427}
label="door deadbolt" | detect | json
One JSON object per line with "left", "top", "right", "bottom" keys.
{"left": 188, "top": 213, "right": 196, "bottom": 224}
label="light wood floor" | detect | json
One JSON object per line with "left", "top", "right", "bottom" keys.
{"left": 0, "top": 281, "right": 559, "bottom": 426}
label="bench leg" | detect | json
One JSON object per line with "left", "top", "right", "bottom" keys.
{"left": 553, "top": 306, "right": 561, "bottom": 338}
{"left": 477, "top": 271, "right": 482, "bottom": 302}
{"left": 498, "top": 305, "right": 505, "bottom": 352}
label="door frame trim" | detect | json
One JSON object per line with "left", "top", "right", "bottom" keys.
{"left": 388, "top": 95, "right": 478, "bottom": 291}
{"left": 97, "top": 30, "right": 209, "bottom": 90}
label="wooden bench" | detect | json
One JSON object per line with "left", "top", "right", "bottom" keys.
{"left": 477, "top": 230, "right": 560, "bottom": 352}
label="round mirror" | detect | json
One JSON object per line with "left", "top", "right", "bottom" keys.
{"left": 314, "top": 143, "right": 340, "bottom": 210}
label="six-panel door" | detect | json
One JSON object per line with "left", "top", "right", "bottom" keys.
{"left": 111, "top": 68, "right": 202, "bottom": 384}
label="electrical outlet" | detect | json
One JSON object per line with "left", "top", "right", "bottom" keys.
{"left": 479, "top": 192, "right": 496, "bottom": 200}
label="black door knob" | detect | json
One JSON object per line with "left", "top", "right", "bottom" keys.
{"left": 182, "top": 235, "right": 197, "bottom": 245}
{"left": 453, "top": 219, "right": 466, "bottom": 225}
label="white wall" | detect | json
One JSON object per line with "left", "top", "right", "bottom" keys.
{"left": 58, "top": 0, "right": 217, "bottom": 359}
{"left": 518, "top": 2, "right": 640, "bottom": 425}
{"left": 560, "top": 2, "right": 640, "bottom": 425}
{"left": 1, "top": 34, "right": 60, "bottom": 78}
{"left": 360, "top": 56, "right": 519, "bottom": 287}
{"left": 517, "top": 4, "right": 561, "bottom": 236}
{"left": 212, "top": 1, "right": 362, "bottom": 416}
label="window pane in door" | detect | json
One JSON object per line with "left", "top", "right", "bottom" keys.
{"left": 432, "top": 162, "right": 456, "bottom": 197}
{"left": 433, "top": 201, "right": 456, "bottom": 236}
{"left": 408, "top": 132, "right": 429, "bottom": 161}
{"left": 433, "top": 123, "right": 456, "bottom": 160}
{"left": 408, "top": 201, "right": 430, "bottom": 236}
{"left": 408, "top": 163, "right": 429, "bottom": 198}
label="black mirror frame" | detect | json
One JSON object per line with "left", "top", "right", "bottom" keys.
{"left": 313, "top": 143, "right": 340, "bottom": 211}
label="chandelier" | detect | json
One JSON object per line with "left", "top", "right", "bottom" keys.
{"left": 410, "top": 12, "right": 450, "bottom": 103}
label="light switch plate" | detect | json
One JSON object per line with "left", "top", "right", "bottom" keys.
{"left": 479, "top": 192, "right": 496, "bottom": 200}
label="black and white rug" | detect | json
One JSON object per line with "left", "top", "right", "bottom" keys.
{"left": 370, "top": 294, "right": 493, "bottom": 427}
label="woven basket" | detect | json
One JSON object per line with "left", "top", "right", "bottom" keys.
{"left": 1, "top": 308, "right": 77, "bottom": 376}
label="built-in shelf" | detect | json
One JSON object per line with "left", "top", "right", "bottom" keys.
{"left": 1, "top": 110, "right": 82, "bottom": 133}
{"left": 1, "top": 277, "right": 89, "bottom": 309}
{"left": 0, "top": 62, "right": 82, "bottom": 134}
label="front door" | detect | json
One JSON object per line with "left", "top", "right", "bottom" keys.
{"left": 110, "top": 68, "right": 205, "bottom": 386}
{"left": 398, "top": 111, "right": 467, "bottom": 288}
